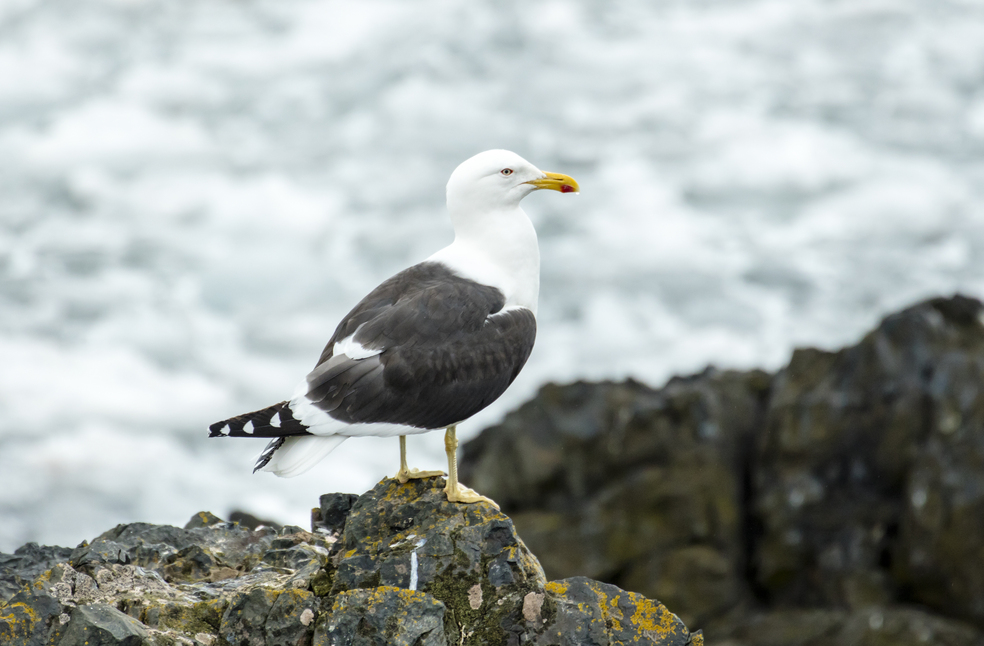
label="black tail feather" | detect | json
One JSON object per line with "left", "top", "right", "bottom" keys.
{"left": 208, "top": 401, "right": 311, "bottom": 438}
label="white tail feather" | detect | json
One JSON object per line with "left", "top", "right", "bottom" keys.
{"left": 261, "top": 435, "right": 348, "bottom": 477}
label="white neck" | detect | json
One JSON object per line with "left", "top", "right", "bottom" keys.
{"left": 427, "top": 204, "right": 540, "bottom": 315}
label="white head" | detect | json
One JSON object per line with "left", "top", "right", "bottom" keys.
{"left": 445, "top": 149, "right": 578, "bottom": 218}
{"left": 432, "top": 150, "right": 578, "bottom": 314}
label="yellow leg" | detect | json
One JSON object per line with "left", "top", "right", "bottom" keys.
{"left": 395, "top": 435, "right": 444, "bottom": 484}
{"left": 442, "top": 425, "right": 499, "bottom": 509}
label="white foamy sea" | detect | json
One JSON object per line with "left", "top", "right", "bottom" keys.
{"left": 2, "top": 0, "right": 984, "bottom": 552}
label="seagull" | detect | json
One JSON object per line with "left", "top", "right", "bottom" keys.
{"left": 209, "top": 150, "right": 579, "bottom": 507}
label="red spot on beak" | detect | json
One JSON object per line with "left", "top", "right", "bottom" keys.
{"left": 561, "top": 185, "right": 574, "bottom": 193}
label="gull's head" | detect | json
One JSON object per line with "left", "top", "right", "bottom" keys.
{"left": 446, "top": 149, "right": 579, "bottom": 215}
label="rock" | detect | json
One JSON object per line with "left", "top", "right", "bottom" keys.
{"left": 68, "top": 519, "right": 283, "bottom": 577}
{"left": 460, "top": 294, "right": 984, "bottom": 642}
{"left": 330, "top": 477, "right": 546, "bottom": 602}
{"left": 543, "top": 578, "right": 696, "bottom": 646}
{"left": 230, "top": 511, "right": 284, "bottom": 532}
{"left": 0, "top": 589, "right": 63, "bottom": 646}
{"left": 716, "top": 606, "right": 981, "bottom": 646}
{"left": 266, "top": 589, "right": 320, "bottom": 646}
{"left": 0, "top": 542, "right": 73, "bottom": 602}
{"left": 326, "top": 477, "right": 700, "bottom": 645}
{"left": 753, "top": 295, "right": 984, "bottom": 618}
{"left": 893, "top": 310, "right": 984, "bottom": 623}
{"left": 0, "top": 481, "right": 700, "bottom": 645}
{"left": 461, "top": 369, "right": 770, "bottom": 627}
{"left": 315, "top": 587, "right": 446, "bottom": 646}
{"left": 313, "top": 493, "right": 360, "bottom": 536}
{"left": 185, "top": 511, "right": 225, "bottom": 529}
{"left": 53, "top": 603, "right": 149, "bottom": 646}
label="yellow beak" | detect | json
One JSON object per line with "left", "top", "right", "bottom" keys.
{"left": 525, "top": 171, "right": 580, "bottom": 194}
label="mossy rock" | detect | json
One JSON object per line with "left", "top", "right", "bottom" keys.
{"left": 314, "top": 586, "right": 445, "bottom": 646}
{"left": 1, "top": 482, "right": 702, "bottom": 645}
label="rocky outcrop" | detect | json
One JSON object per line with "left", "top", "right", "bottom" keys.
{"left": 0, "top": 479, "right": 702, "bottom": 646}
{"left": 754, "top": 295, "right": 984, "bottom": 617}
{"left": 0, "top": 543, "right": 73, "bottom": 602}
{"left": 460, "top": 295, "right": 984, "bottom": 644}
{"left": 461, "top": 370, "right": 769, "bottom": 628}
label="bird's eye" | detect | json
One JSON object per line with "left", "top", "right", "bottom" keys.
{"left": 500, "top": 168, "right": 514, "bottom": 176}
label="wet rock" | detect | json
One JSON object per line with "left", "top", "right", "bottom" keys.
{"left": 461, "top": 369, "right": 770, "bottom": 626}
{"left": 314, "top": 587, "right": 446, "bottom": 646}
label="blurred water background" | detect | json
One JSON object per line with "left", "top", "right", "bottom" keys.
{"left": 2, "top": 0, "right": 984, "bottom": 552}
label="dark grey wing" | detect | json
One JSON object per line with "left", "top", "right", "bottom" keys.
{"left": 300, "top": 262, "right": 537, "bottom": 430}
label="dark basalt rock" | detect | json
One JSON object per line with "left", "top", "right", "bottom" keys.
{"left": 229, "top": 511, "right": 284, "bottom": 532}
{"left": 219, "top": 587, "right": 319, "bottom": 646}
{"left": 461, "top": 369, "right": 770, "bottom": 627}
{"left": 716, "top": 606, "right": 982, "bottom": 646}
{"left": 543, "top": 577, "right": 695, "bottom": 646}
{"left": 54, "top": 604, "right": 150, "bottom": 646}
{"left": 68, "top": 518, "right": 286, "bottom": 577}
{"left": 0, "top": 542, "right": 73, "bottom": 602}
{"left": 754, "top": 295, "right": 984, "bottom": 620}
{"left": 0, "top": 485, "right": 701, "bottom": 645}
{"left": 460, "top": 295, "right": 984, "bottom": 644}
{"left": 0, "top": 588, "right": 62, "bottom": 646}
{"left": 329, "top": 478, "right": 700, "bottom": 645}
{"left": 313, "top": 493, "right": 360, "bottom": 536}
{"left": 315, "top": 587, "right": 447, "bottom": 646}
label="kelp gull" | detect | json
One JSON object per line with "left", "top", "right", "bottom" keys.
{"left": 208, "top": 150, "right": 579, "bottom": 506}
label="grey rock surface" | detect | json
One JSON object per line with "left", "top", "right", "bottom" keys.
{"left": 460, "top": 295, "right": 984, "bottom": 644}
{"left": 754, "top": 295, "right": 984, "bottom": 620}
{"left": 0, "top": 543, "right": 73, "bottom": 602}
{"left": 329, "top": 478, "right": 700, "bottom": 645}
{"left": 314, "top": 587, "right": 446, "bottom": 646}
{"left": 0, "top": 482, "right": 701, "bottom": 645}
{"left": 461, "top": 369, "right": 769, "bottom": 627}
{"left": 55, "top": 604, "right": 150, "bottom": 646}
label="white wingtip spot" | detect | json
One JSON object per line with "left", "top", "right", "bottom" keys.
{"left": 333, "top": 333, "right": 383, "bottom": 360}
{"left": 243, "top": 420, "right": 255, "bottom": 435}
{"left": 216, "top": 423, "right": 229, "bottom": 436}
{"left": 270, "top": 411, "right": 282, "bottom": 427}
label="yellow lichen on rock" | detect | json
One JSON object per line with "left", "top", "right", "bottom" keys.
{"left": 0, "top": 601, "right": 42, "bottom": 643}
{"left": 629, "top": 594, "right": 678, "bottom": 639}
{"left": 585, "top": 580, "right": 623, "bottom": 632}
